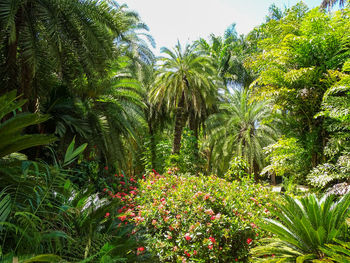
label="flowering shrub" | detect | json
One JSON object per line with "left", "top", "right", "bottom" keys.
{"left": 132, "top": 171, "right": 278, "bottom": 262}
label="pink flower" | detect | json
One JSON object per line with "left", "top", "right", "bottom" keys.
{"left": 105, "top": 212, "right": 110, "bottom": 218}
{"left": 205, "top": 209, "right": 214, "bottom": 215}
{"left": 211, "top": 216, "right": 216, "bottom": 220}
{"left": 247, "top": 238, "right": 253, "bottom": 245}
{"left": 184, "top": 233, "right": 191, "bottom": 241}
{"left": 152, "top": 219, "right": 157, "bottom": 225}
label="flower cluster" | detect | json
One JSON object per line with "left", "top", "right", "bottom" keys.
{"left": 132, "top": 172, "right": 278, "bottom": 262}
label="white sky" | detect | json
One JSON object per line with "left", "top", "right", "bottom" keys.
{"left": 120, "top": 0, "right": 322, "bottom": 55}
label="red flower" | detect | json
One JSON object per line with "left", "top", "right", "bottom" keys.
{"left": 193, "top": 250, "right": 197, "bottom": 256}
{"left": 104, "top": 166, "right": 108, "bottom": 170}
{"left": 210, "top": 215, "right": 216, "bottom": 220}
{"left": 184, "top": 250, "right": 191, "bottom": 257}
{"left": 105, "top": 212, "right": 110, "bottom": 218}
{"left": 137, "top": 247, "right": 145, "bottom": 255}
{"left": 120, "top": 181, "right": 125, "bottom": 185}
{"left": 247, "top": 238, "right": 253, "bottom": 245}
{"left": 184, "top": 233, "right": 191, "bottom": 241}
{"left": 118, "top": 215, "right": 127, "bottom": 221}
{"left": 235, "top": 259, "right": 238, "bottom": 262}
{"left": 208, "top": 244, "right": 213, "bottom": 250}
{"left": 209, "top": 237, "right": 216, "bottom": 243}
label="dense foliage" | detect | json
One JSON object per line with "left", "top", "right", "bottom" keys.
{"left": 133, "top": 171, "right": 277, "bottom": 262}
{"left": 1, "top": 0, "right": 350, "bottom": 261}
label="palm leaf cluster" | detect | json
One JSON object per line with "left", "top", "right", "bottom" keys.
{"left": 252, "top": 193, "right": 350, "bottom": 262}
{"left": 206, "top": 89, "right": 277, "bottom": 176}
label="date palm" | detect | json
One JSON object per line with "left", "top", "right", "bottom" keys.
{"left": 197, "top": 25, "right": 255, "bottom": 89}
{"left": 206, "top": 89, "right": 278, "bottom": 176}
{"left": 0, "top": 0, "right": 137, "bottom": 111}
{"left": 321, "top": 0, "right": 347, "bottom": 8}
{"left": 151, "top": 42, "right": 218, "bottom": 154}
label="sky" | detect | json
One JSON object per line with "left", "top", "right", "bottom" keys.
{"left": 119, "top": 0, "right": 322, "bottom": 55}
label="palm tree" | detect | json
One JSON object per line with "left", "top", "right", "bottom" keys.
{"left": 206, "top": 89, "right": 278, "bottom": 177}
{"left": 151, "top": 42, "right": 218, "bottom": 154}
{"left": 0, "top": 0, "right": 137, "bottom": 111}
{"left": 321, "top": 0, "right": 347, "bottom": 9}
{"left": 197, "top": 25, "right": 254, "bottom": 89}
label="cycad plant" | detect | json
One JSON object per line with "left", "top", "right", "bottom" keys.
{"left": 251, "top": 193, "right": 350, "bottom": 262}
{"left": 321, "top": 239, "right": 350, "bottom": 263}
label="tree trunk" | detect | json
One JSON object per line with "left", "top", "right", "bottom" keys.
{"left": 189, "top": 110, "right": 199, "bottom": 173}
{"left": 172, "top": 92, "right": 186, "bottom": 154}
{"left": 148, "top": 121, "right": 157, "bottom": 170}
{"left": 271, "top": 172, "right": 276, "bottom": 185}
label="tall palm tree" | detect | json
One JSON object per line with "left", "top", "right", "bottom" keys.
{"left": 321, "top": 0, "right": 347, "bottom": 8}
{"left": 151, "top": 42, "right": 218, "bottom": 154}
{"left": 0, "top": 0, "right": 137, "bottom": 111}
{"left": 206, "top": 89, "right": 278, "bottom": 177}
{"left": 197, "top": 25, "right": 254, "bottom": 89}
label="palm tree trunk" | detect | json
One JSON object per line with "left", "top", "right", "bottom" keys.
{"left": 148, "top": 121, "right": 157, "bottom": 169}
{"left": 189, "top": 110, "right": 199, "bottom": 161}
{"left": 172, "top": 92, "right": 186, "bottom": 154}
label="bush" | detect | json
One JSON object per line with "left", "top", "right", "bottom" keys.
{"left": 251, "top": 193, "right": 350, "bottom": 262}
{"left": 132, "top": 171, "right": 278, "bottom": 262}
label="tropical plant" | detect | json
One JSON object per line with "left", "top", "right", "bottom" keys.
{"left": 133, "top": 171, "right": 277, "bottom": 262}
{"left": 197, "top": 24, "right": 254, "bottom": 88}
{"left": 0, "top": 90, "right": 56, "bottom": 158}
{"left": 307, "top": 60, "right": 350, "bottom": 189}
{"left": 206, "top": 89, "right": 278, "bottom": 177}
{"left": 151, "top": 42, "right": 219, "bottom": 155}
{"left": 262, "top": 136, "right": 308, "bottom": 184}
{"left": 251, "top": 193, "right": 350, "bottom": 262}
{"left": 321, "top": 0, "right": 348, "bottom": 9}
{"left": 249, "top": 4, "right": 350, "bottom": 170}
{"left": 0, "top": 0, "right": 134, "bottom": 111}
{"left": 321, "top": 239, "right": 350, "bottom": 263}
